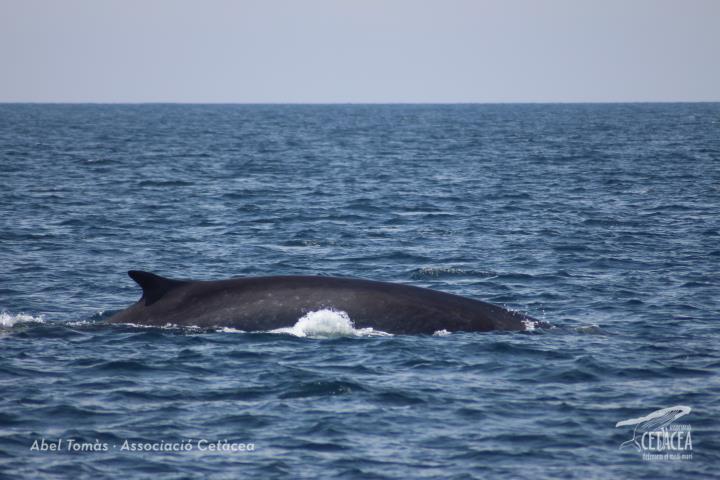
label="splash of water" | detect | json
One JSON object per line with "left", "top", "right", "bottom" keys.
{"left": 0, "top": 311, "right": 45, "bottom": 328}
{"left": 270, "top": 309, "right": 391, "bottom": 338}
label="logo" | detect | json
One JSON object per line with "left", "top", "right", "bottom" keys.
{"left": 615, "top": 405, "right": 693, "bottom": 461}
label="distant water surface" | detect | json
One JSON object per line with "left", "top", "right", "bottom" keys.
{"left": 1, "top": 104, "right": 719, "bottom": 479}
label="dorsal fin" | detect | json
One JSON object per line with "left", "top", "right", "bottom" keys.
{"left": 128, "top": 270, "right": 186, "bottom": 306}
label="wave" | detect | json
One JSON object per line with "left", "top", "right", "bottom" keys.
{"left": 0, "top": 311, "right": 45, "bottom": 328}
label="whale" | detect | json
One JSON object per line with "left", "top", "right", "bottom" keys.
{"left": 107, "top": 271, "right": 543, "bottom": 334}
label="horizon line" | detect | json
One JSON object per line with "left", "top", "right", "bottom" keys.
{"left": 1, "top": 100, "right": 719, "bottom": 105}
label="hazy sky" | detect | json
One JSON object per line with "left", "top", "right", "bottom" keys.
{"left": 1, "top": 0, "right": 718, "bottom": 102}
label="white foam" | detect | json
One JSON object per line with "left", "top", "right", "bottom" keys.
{"left": 113, "top": 322, "right": 202, "bottom": 332}
{"left": 0, "top": 311, "right": 45, "bottom": 328}
{"left": 433, "top": 329, "right": 451, "bottom": 336}
{"left": 521, "top": 319, "right": 539, "bottom": 331}
{"left": 217, "top": 327, "right": 246, "bottom": 333}
{"left": 65, "top": 320, "right": 95, "bottom": 326}
{"left": 269, "top": 309, "right": 391, "bottom": 338}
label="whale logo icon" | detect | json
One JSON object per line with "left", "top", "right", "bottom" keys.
{"left": 615, "top": 406, "right": 691, "bottom": 451}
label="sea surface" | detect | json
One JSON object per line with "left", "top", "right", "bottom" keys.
{"left": 1, "top": 104, "right": 718, "bottom": 479}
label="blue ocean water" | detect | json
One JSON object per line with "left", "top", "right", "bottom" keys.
{"left": 0, "top": 103, "right": 718, "bottom": 479}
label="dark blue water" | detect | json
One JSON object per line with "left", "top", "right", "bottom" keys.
{"left": 1, "top": 104, "right": 718, "bottom": 479}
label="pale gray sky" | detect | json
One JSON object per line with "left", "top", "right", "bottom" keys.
{"left": 1, "top": 0, "right": 718, "bottom": 103}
